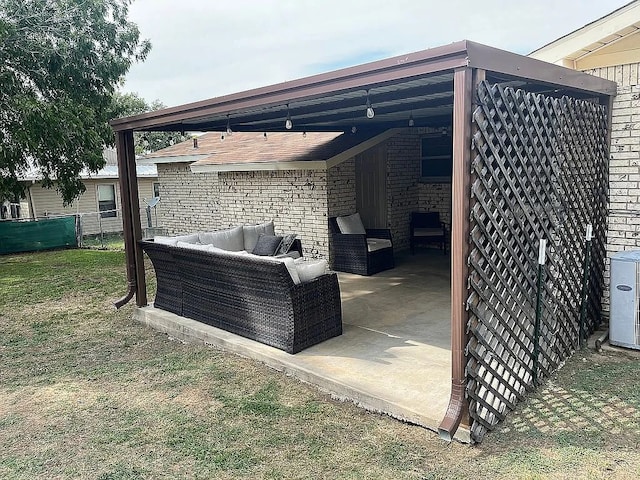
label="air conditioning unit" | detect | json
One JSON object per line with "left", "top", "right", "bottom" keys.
{"left": 609, "top": 250, "right": 640, "bottom": 350}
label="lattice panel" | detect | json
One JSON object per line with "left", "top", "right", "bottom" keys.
{"left": 466, "top": 81, "right": 608, "bottom": 442}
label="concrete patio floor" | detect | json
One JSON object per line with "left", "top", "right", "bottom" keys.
{"left": 135, "top": 248, "right": 469, "bottom": 441}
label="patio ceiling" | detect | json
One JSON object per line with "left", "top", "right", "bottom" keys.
{"left": 111, "top": 40, "right": 616, "bottom": 135}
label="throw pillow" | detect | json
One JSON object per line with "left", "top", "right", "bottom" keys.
{"left": 252, "top": 234, "right": 283, "bottom": 256}
{"left": 277, "top": 233, "right": 298, "bottom": 255}
{"left": 243, "top": 220, "right": 275, "bottom": 252}
{"left": 336, "top": 213, "right": 366, "bottom": 234}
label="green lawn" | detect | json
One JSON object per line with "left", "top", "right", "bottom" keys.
{"left": 1, "top": 249, "right": 639, "bottom": 479}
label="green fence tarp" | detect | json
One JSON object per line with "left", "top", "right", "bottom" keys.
{"left": 0, "top": 217, "right": 77, "bottom": 254}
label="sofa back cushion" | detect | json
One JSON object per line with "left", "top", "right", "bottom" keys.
{"left": 176, "top": 241, "right": 214, "bottom": 252}
{"left": 199, "top": 225, "right": 244, "bottom": 251}
{"left": 155, "top": 233, "right": 199, "bottom": 246}
{"left": 336, "top": 213, "right": 366, "bottom": 234}
{"left": 243, "top": 221, "right": 275, "bottom": 251}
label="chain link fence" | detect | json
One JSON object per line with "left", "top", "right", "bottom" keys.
{"left": 76, "top": 207, "right": 167, "bottom": 248}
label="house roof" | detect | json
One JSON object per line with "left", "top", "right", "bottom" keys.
{"left": 140, "top": 130, "right": 395, "bottom": 171}
{"left": 111, "top": 40, "right": 616, "bottom": 137}
{"left": 21, "top": 149, "right": 157, "bottom": 181}
{"left": 529, "top": 1, "right": 640, "bottom": 70}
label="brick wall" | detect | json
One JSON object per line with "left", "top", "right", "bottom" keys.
{"left": 217, "top": 170, "right": 329, "bottom": 258}
{"left": 418, "top": 182, "right": 452, "bottom": 227}
{"left": 584, "top": 62, "right": 640, "bottom": 311}
{"left": 156, "top": 128, "right": 450, "bottom": 258}
{"left": 385, "top": 129, "right": 421, "bottom": 251}
{"left": 156, "top": 163, "right": 220, "bottom": 235}
{"left": 327, "top": 158, "right": 356, "bottom": 217}
{"left": 382, "top": 128, "right": 451, "bottom": 251}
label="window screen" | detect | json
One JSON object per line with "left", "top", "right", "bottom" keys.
{"left": 98, "top": 184, "right": 117, "bottom": 218}
{"left": 421, "top": 134, "right": 452, "bottom": 180}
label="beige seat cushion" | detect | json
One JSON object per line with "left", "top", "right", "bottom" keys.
{"left": 366, "top": 238, "right": 392, "bottom": 252}
{"left": 413, "top": 228, "right": 443, "bottom": 237}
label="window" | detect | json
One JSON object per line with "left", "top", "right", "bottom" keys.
{"left": 421, "top": 134, "right": 452, "bottom": 182}
{"left": 97, "top": 184, "right": 117, "bottom": 218}
{"left": 153, "top": 182, "right": 161, "bottom": 198}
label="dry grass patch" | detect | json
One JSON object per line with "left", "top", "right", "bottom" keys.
{"left": 1, "top": 249, "right": 639, "bottom": 479}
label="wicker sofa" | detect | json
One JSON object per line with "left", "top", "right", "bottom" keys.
{"left": 140, "top": 239, "right": 343, "bottom": 354}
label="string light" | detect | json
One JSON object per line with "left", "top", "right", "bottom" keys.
{"left": 285, "top": 104, "right": 293, "bottom": 129}
{"left": 226, "top": 114, "right": 233, "bottom": 135}
{"left": 408, "top": 113, "right": 415, "bottom": 127}
{"left": 365, "top": 90, "right": 374, "bottom": 119}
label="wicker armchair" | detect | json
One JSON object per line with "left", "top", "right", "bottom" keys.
{"left": 410, "top": 211, "right": 447, "bottom": 254}
{"left": 328, "top": 216, "right": 395, "bottom": 276}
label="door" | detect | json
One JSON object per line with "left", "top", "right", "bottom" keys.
{"left": 355, "top": 144, "right": 387, "bottom": 228}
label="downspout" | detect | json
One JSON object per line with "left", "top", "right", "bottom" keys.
{"left": 438, "top": 66, "right": 480, "bottom": 441}
{"left": 114, "top": 130, "right": 137, "bottom": 308}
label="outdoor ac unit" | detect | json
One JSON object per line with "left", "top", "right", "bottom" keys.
{"left": 609, "top": 250, "right": 640, "bottom": 350}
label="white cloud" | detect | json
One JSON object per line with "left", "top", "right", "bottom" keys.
{"left": 123, "top": 0, "right": 629, "bottom": 107}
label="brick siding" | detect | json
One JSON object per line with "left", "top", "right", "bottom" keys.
{"left": 584, "top": 63, "right": 640, "bottom": 310}
{"left": 156, "top": 163, "right": 220, "bottom": 235}
{"left": 217, "top": 170, "right": 329, "bottom": 258}
{"left": 155, "top": 129, "right": 451, "bottom": 259}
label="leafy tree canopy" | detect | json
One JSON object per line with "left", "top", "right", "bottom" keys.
{"left": 0, "top": 0, "right": 151, "bottom": 205}
{"left": 110, "top": 92, "right": 187, "bottom": 156}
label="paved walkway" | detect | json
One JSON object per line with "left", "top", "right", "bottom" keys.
{"left": 135, "top": 249, "right": 469, "bottom": 441}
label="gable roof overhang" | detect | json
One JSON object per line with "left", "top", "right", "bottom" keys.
{"left": 529, "top": 1, "right": 640, "bottom": 69}
{"left": 188, "top": 129, "right": 399, "bottom": 173}
{"left": 111, "top": 40, "right": 616, "bottom": 138}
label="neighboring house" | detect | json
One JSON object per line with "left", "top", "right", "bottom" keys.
{"left": 529, "top": 0, "right": 640, "bottom": 310}
{"left": 23, "top": 148, "right": 159, "bottom": 236}
{"left": 140, "top": 130, "right": 452, "bottom": 259}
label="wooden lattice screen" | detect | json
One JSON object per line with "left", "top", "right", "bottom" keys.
{"left": 466, "top": 81, "right": 609, "bottom": 442}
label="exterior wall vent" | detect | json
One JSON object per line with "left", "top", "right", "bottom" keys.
{"left": 609, "top": 250, "right": 640, "bottom": 350}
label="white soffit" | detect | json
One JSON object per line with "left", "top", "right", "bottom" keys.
{"left": 529, "top": 1, "right": 640, "bottom": 67}
{"left": 137, "top": 153, "right": 210, "bottom": 165}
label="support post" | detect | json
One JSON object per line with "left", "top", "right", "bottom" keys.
{"left": 438, "top": 66, "right": 482, "bottom": 441}
{"left": 114, "top": 130, "right": 147, "bottom": 308}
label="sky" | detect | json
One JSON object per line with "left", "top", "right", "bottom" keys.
{"left": 122, "top": 0, "right": 630, "bottom": 108}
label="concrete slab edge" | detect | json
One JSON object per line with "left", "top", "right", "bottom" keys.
{"left": 133, "top": 306, "right": 471, "bottom": 443}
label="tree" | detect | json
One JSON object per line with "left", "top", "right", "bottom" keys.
{"left": 110, "top": 92, "right": 187, "bottom": 156}
{"left": 0, "top": 0, "right": 151, "bottom": 205}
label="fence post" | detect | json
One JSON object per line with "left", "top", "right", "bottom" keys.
{"left": 75, "top": 214, "right": 82, "bottom": 247}
{"left": 98, "top": 211, "right": 105, "bottom": 248}
{"left": 533, "top": 238, "right": 547, "bottom": 387}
